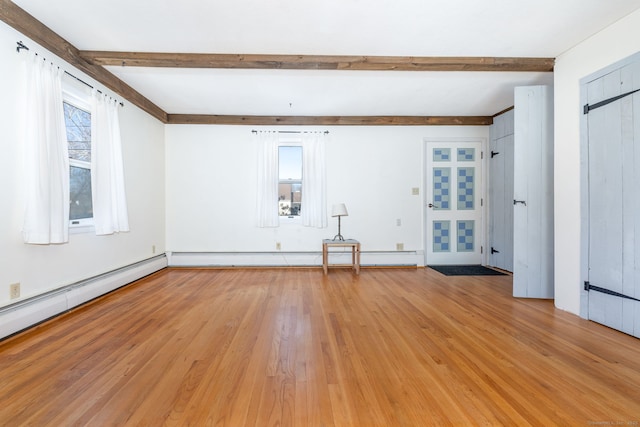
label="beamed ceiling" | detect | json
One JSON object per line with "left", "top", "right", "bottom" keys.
{"left": 3, "top": 0, "right": 640, "bottom": 125}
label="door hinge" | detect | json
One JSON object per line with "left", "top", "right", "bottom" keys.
{"left": 480, "top": 246, "right": 483, "bottom": 254}
{"left": 481, "top": 151, "right": 484, "bottom": 159}
{"left": 481, "top": 198, "right": 483, "bottom": 207}
{"left": 584, "top": 281, "right": 640, "bottom": 302}
{"left": 584, "top": 88, "right": 640, "bottom": 114}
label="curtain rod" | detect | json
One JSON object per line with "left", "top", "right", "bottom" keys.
{"left": 16, "top": 41, "right": 124, "bottom": 107}
{"left": 252, "top": 130, "right": 329, "bottom": 134}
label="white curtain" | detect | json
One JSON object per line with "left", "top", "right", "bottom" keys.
{"left": 256, "top": 131, "right": 280, "bottom": 227}
{"left": 22, "top": 53, "right": 70, "bottom": 244}
{"left": 91, "top": 90, "right": 129, "bottom": 235}
{"left": 301, "top": 132, "right": 327, "bottom": 228}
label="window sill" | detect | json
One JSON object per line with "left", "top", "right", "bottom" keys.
{"left": 69, "top": 224, "right": 95, "bottom": 234}
{"left": 279, "top": 216, "right": 302, "bottom": 225}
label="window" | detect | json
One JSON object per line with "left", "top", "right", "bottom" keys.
{"left": 257, "top": 131, "right": 326, "bottom": 228}
{"left": 278, "top": 145, "right": 302, "bottom": 217}
{"left": 63, "top": 85, "right": 93, "bottom": 228}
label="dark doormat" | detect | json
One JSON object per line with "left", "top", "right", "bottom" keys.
{"left": 428, "top": 264, "right": 507, "bottom": 276}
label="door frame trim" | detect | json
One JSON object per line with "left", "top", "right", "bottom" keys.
{"left": 423, "top": 137, "right": 488, "bottom": 267}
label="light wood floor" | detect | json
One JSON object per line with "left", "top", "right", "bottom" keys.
{"left": 1, "top": 267, "right": 640, "bottom": 426}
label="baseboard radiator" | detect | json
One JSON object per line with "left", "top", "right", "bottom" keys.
{"left": 167, "top": 250, "right": 423, "bottom": 268}
{"left": 0, "top": 254, "right": 167, "bottom": 341}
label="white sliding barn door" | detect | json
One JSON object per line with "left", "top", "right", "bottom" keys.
{"left": 513, "top": 86, "right": 554, "bottom": 299}
{"left": 488, "top": 110, "right": 514, "bottom": 272}
{"left": 583, "top": 59, "right": 640, "bottom": 338}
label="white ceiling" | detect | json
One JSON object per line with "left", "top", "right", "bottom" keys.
{"left": 13, "top": 0, "right": 640, "bottom": 117}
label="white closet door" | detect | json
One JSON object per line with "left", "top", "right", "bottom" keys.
{"left": 488, "top": 110, "right": 514, "bottom": 272}
{"left": 513, "top": 86, "right": 554, "bottom": 299}
{"left": 585, "top": 60, "right": 640, "bottom": 338}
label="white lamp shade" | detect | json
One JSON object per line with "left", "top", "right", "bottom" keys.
{"left": 331, "top": 203, "right": 348, "bottom": 217}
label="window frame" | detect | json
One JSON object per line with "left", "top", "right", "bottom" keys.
{"left": 277, "top": 140, "right": 303, "bottom": 224}
{"left": 62, "top": 78, "right": 94, "bottom": 232}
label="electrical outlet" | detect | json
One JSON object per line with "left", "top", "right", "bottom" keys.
{"left": 152, "top": 245, "right": 156, "bottom": 254}
{"left": 396, "top": 243, "right": 404, "bottom": 251}
{"left": 412, "top": 187, "right": 420, "bottom": 195}
{"left": 276, "top": 242, "right": 281, "bottom": 250}
{"left": 10, "top": 283, "right": 20, "bottom": 299}
{"left": 396, "top": 218, "right": 402, "bottom": 226}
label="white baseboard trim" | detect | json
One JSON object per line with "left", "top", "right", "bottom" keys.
{"left": 166, "top": 251, "right": 424, "bottom": 268}
{"left": 0, "top": 255, "right": 167, "bottom": 341}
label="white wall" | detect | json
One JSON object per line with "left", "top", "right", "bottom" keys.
{"left": 554, "top": 9, "right": 640, "bottom": 314}
{"left": 0, "top": 21, "right": 166, "bottom": 308}
{"left": 166, "top": 125, "right": 488, "bottom": 262}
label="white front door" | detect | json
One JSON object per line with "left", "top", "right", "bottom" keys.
{"left": 425, "top": 140, "right": 484, "bottom": 265}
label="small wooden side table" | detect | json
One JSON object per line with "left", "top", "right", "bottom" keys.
{"left": 322, "top": 239, "right": 360, "bottom": 274}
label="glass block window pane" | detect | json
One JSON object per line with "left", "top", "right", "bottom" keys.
{"left": 457, "top": 167, "right": 475, "bottom": 210}
{"left": 433, "top": 148, "right": 451, "bottom": 162}
{"left": 433, "top": 221, "right": 450, "bottom": 252}
{"left": 457, "top": 220, "right": 475, "bottom": 252}
{"left": 433, "top": 167, "right": 450, "bottom": 210}
{"left": 457, "top": 148, "right": 475, "bottom": 162}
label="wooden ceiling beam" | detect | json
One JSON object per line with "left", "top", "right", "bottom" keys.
{"left": 166, "top": 115, "right": 493, "bottom": 126}
{"left": 0, "top": 0, "right": 168, "bottom": 123}
{"left": 0, "top": 0, "right": 518, "bottom": 127}
{"left": 80, "top": 51, "right": 554, "bottom": 72}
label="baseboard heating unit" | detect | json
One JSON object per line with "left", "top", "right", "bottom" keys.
{"left": 0, "top": 254, "right": 167, "bottom": 340}
{"left": 166, "top": 250, "right": 423, "bottom": 268}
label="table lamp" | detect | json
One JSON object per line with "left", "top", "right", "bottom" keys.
{"left": 331, "top": 203, "right": 348, "bottom": 241}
